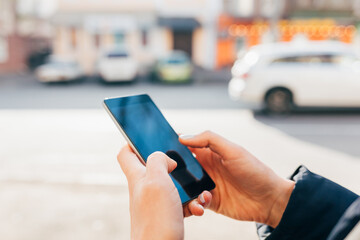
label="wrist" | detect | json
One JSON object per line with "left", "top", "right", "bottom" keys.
{"left": 266, "top": 178, "right": 295, "bottom": 228}
{"left": 136, "top": 229, "right": 183, "bottom": 240}
{"left": 133, "top": 221, "right": 184, "bottom": 240}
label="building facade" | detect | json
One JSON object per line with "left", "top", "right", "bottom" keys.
{"left": 0, "top": 0, "right": 22, "bottom": 72}
{"left": 52, "top": 0, "right": 157, "bottom": 73}
{"left": 0, "top": 0, "right": 53, "bottom": 73}
{"left": 216, "top": 0, "right": 360, "bottom": 68}
{"left": 156, "top": 0, "right": 221, "bottom": 69}
{"left": 52, "top": 0, "right": 221, "bottom": 73}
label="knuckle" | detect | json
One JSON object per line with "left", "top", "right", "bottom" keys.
{"left": 202, "top": 131, "right": 215, "bottom": 142}
{"left": 203, "top": 130, "right": 213, "bottom": 137}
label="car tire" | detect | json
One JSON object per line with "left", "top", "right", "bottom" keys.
{"left": 265, "top": 89, "right": 293, "bottom": 114}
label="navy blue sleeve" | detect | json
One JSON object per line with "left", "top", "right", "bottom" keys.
{"left": 327, "top": 197, "right": 360, "bottom": 240}
{"left": 256, "top": 166, "right": 359, "bottom": 240}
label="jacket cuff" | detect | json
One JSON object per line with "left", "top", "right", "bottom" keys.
{"left": 256, "top": 166, "right": 358, "bottom": 240}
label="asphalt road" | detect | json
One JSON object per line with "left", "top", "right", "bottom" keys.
{"left": 0, "top": 72, "right": 240, "bottom": 109}
{"left": 255, "top": 112, "right": 360, "bottom": 158}
{"left": 1, "top": 73, "right": 360, "bottom": 158}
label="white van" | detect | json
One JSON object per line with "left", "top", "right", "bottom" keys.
{"left": 229, "top": 40, "right": 360, "bottom": 113}
{"left": 97, "top": 49, "right": 138, "bottom": 82}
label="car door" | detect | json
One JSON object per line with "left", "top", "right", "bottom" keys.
{"left": 267, "top": 54, "right": 344, "bottom": 107}
{"left": 288, "top": 54, "right": 346, "bottom": 107}
{"left": 332, "top": 55, "right": 360, "bottom": 107}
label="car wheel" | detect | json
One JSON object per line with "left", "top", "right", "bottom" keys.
{"left": 265, "top": 89, "right": 293, "bottom": 114}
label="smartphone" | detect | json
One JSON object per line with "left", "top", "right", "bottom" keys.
{"left": 103, "top": 94, "right": 215, "bottom": 204}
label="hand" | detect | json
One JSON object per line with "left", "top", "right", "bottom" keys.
{"left": 179, "top": 131, "right": 295, "bottom": 228}
{"left": 117, "top": 145, "right": 184, "bottom": 240}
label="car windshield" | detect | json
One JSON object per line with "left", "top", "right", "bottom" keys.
{"left": 46, "top": 61, "right": 78, "bottom": 68}
{"left": 161, "top": 56, "right": 188, "bottom": 65}
{"left": 107, "top": 52, "right": 128, "bottom": 58}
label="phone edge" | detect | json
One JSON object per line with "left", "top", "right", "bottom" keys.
{"left": 102, "top": 100, "right": 147, "bottom": 165}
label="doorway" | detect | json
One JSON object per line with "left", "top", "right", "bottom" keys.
{"left": 173, "top": 30, "right": 193, "bottom": 57}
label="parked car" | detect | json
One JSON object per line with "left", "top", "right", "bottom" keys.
{"left": 97, "top": 49, "right": 138, "bottom": 82}
{"left": 36, "top": 58, "right": 83, "bottom": 83}
{"left": 228, "top": 40, "right": 360, "bottom": 113}
{"left": 152, "top": 51, "right": 193, "bottom": 83}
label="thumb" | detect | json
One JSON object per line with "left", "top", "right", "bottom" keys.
{"left": 179, "top": 131, "right": 240, "bottom": 160}
{"left": 146, "top": 151, "right": 177, "bottom": 178}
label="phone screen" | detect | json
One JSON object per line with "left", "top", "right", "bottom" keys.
{"left": 104, "top": 94, "right": 215, "bottom": 204}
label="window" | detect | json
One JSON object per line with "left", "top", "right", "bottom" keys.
{"left": 107, "top": 52, "right": 128, "bottom": 58}
{"left": 70, "top": 27, "right": 77, "bottom": 49}
{"left": 271, "top": 54, "right": 337, "bottom": 65}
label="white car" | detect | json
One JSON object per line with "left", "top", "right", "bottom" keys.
{"left": 229, "top": 40, "right": 360, "bottom": 113}
{"left": 97, "top": 49, "right": 138, "bottom": 82}
{"left": 36, "top": 59, "right": 83, "bottom": 83}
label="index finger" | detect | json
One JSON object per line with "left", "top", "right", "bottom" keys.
{"left": 179, "top": 131, "right": 241, "bottom": 160}
{"left": 117, "top": 145, "right": 145, "bottom": 182}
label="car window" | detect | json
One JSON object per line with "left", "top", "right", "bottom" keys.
{"left": 160, "top": 56, "right": 189, "bottom": 65}
{"left": 47, "top": 60, "right": 78, "bottom": 68}
{"left": 107, "top": 52, "right": 128, "bottom": 58}
{"left": 168, "top": 58, "right": 187, "bottom": 64}
{"left": 271, "top": 54, "right": 337, "bottom": 65}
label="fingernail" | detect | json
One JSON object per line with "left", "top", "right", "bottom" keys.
{"left": 179, "top": 134, "right": 195, "bottom": 140}
{"left": 199, "top": 193, "right": 205, "bottom": 204}
{"left": 198, "top": 204, "right": 204, "bottom": 210}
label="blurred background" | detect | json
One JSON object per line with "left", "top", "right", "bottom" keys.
{"left": 1, "top": 0, "right": 360, "bottom": 239}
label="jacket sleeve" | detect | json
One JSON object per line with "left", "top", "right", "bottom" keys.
{"left": 256, "top": 166, "right": 359, "bottom": 240}
{"left": 327, "top": 197, "right": 360, "bottom": 240}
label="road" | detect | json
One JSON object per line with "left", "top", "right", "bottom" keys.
{"left": 1, "top": 73, "right": 359, "bottom": 158}
{"left": 0, "top": 71, "right": 241, "bottom": 109}
{"left": 255, "top": 112, "right": 360, "bottom": 158}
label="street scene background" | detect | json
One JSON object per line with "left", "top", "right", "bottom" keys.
{"left": 1, "top": 0, "right": 360, "bottom": 239}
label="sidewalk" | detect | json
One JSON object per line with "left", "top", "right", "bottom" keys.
{"left": 1, "top": 109, "right": 359, "bottom": 240}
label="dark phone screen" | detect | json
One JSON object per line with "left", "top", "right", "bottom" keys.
{"left": 104, "top": 94, "right": 215, "bottom": 204}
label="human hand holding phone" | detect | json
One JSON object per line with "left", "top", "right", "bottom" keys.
{"left": 117, "top": 130, "right": 295, "bottom": 239}
{"left": 106, "top": 95, "right": 295, "bottom": 236}
{"left": 104, "top": 95, "right": 215, "bottom": 205}
{"left": 118, "top": 145, "right": 183, "bottom": 240}
{"left": 117, "top": 145, "right": 212, "bottom": 240}
{"left": 180, "top": 131, "right": 295, "bottom": 228}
